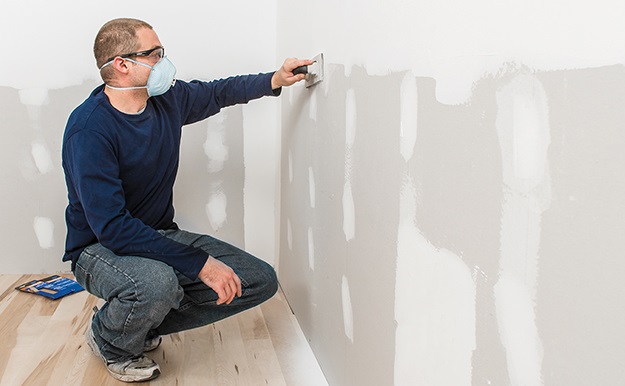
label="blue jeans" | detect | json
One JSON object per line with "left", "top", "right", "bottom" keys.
{"left": 73, "top": 228, "right": 278, "bottom": 361}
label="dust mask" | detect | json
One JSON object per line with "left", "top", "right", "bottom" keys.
{"left": 101, "top": 56, "right": 177, "bottom": 97}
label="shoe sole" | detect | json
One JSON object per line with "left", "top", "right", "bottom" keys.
{"left": 110, "top": 368, "right": 161, "bottom": 383}
{"left": 87, "top": 326, "right": 161, "bottom": 382}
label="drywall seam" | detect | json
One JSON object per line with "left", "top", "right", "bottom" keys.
{"left": 395, "top": 76, "right": 475, "bottom": 385}
{"left": 342, "top": 89, "right": 357, "bottom": 241}
{"left": 494, "top": 73, "right": 550, "bottom": 386}
{"left": 395, "top": 174, "right": 476, "bottom": 385}
{"left": 399, "top": 72, "right": 418, "bottom": 162}
{"left": 341, "top": 275, "right": 354, "bottom": 343}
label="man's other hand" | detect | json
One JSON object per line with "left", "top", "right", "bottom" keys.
{"left": 198, "top": 256, "right": 243, "bottom": 305}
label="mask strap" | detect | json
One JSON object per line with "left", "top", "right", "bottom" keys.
{"left": 99, "top": 57, "right": 154, "bottom": 71}
{"left": 100, "top": 58, "right": 154, "bottom": 91}
{"left": 105, "top": 84, "right": 147, "bottom": 91}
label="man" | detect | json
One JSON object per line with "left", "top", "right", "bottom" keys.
{"left": 62, "top": 18, "right": 311, "bottom": 382}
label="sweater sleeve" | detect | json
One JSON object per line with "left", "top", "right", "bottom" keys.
{"left": 179, "top": 72, "right": 279, "bottom": 125}
{"left": 64, "top": 130, "right": 208, "bottom": 279}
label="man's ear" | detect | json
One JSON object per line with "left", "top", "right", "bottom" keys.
{"left": 112, "top": 57, "right": 131, "bottom": 74}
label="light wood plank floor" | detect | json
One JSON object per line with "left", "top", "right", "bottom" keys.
{"left": 0, "top": 274, "right": 327, "bottom": 386}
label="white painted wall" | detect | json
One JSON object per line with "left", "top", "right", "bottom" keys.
{"left": 278, "top": 1, "right": 625, "bottom": 385}
{"left": 0, "top": 1, "right": 280, "bottom": 273}
{"left": 278, "top": 0, "right": 625, "bottom": 105}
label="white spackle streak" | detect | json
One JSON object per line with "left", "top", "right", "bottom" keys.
{"left": 205, "top": 188, "right": 227, "bottom": 231}
{"left": 341, "top": 275, "right": 354, "bottom": 343}
{"left": 19, "top": 88, "right": 49, "bottom": 126}
{"left": 395, "top": 174, "right": 475, "bottom": 385}
{"left": 308, "top": 167, "right": 316, "bottom": 208}
{"left": 204, "top": 117, "right": 229, "bottom": 173}
{"left": 287, "top": 218, "right": 293, "bottom": 251}
{"left": 344, "top": 62, "right": 353, "bottom": 78}
{"left": 400, "top": 72, "right": 418, "bottom": 162}
{"left": 494, "top": 274, "right": 544, "bottom": 386}
{"left": 308, "top": 227, "right": 315, "bottom": 271}
{"left": 494, "top": 73, "right": 550, "bottom": 386}
{"left": 33, "top": 217, "right": 54, "bottom": 249}
{"left": 18, "top": 88, "right": 49, "bottom": 106}
{"left": 31, "top": 142, "right": 53, "bottom": 175}
{"left": 343, "top": 88, "right": 357, "bottom": 242}
{"left": 342, "top": 182, "right": 355, "bottom": 241}
{"left": 512, "top": 94, "right": 549, "bottom": 184}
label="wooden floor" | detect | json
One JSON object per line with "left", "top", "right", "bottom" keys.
{"left": 0, "top": 274, "right": 327, "bottom": 386}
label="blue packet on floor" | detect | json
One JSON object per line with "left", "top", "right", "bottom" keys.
{"left": 15, "top": 275, "right": 84, "bottom": 300}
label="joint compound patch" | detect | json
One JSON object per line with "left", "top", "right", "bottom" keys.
{"left": 342, "top": 182, "right": 355, "bottom": 241}
{"left": 400, "top": 72, "right": 418, "bottom": 162}
{"left": 33, "top": 217, "right": 54, "bottom": 249}
{"left": 31, "top": 142, "right": 53, "bottom": 175}
{"left": 206, "top": 187, "right": 227, "bottom": 230}
{"left": 204, "top": 117, "right": 229, "bottom": 173}
{"left": 395, "top": 172, "right": 475, "bottom": 385}
{"left": 494, "top": 73, "right": 549, "bottom": 386}
{"left": 343, "top": 88, "right": 357, "bottom": 241}
{"left": 341, "top": 275, "right": 354, "bottom": 343}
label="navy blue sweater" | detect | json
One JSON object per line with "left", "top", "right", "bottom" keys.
{"left": 62, "top": 73, "right": 278, "bottom": 279}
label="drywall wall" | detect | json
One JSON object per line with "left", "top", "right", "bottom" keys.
{"left": 3, "top": 1, "right": 625, "bottom": 385}
{"left": 0, "top": 1, "right": 280, "bottom": 272}
{"left": 278, "top": 1, "right": 625, "bottom": 385}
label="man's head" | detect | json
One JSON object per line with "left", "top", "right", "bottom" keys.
{"left": 94, "top": 18, "right": 153, "bottom": 82}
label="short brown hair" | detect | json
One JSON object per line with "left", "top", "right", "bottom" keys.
{"left": 94, "top": 18, "right": 153, "bottom": 81}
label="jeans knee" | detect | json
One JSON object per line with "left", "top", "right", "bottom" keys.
{"left": 251, "top": 260, "right": 278, "bottom": 302}
{"left": 267, "top": 267, "right": 278, "bottom": 297}
{"left": 136, "top": 268, "right": 183, "bottom": 313}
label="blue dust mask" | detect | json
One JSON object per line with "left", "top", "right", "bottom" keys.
{"left": 101, "top": 56, "right": 177, "bottom": 97}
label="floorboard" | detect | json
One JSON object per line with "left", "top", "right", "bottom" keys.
{"left": 0, "top": 274, "right": 327, "bottom": 386}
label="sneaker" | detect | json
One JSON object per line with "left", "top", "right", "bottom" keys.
{"left": 86, "top": 322, "right": 161, "bottom": 382}
{"left": 104, "top": 355, "right": 161, "bottom": 383}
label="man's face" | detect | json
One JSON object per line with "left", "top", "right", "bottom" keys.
{"left": 128, "top": 27, "right": 164, "bottom": 85}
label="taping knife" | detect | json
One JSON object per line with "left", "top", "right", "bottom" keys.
{"left": 292, "top": 53, "right": 324, "bottom": 88}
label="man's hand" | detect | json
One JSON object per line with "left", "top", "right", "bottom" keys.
{"left": 271, "top": 57, "right": 314, "bottom": 90}
{"left": 198, "top": 256, "right": 242, "bottom": 305}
